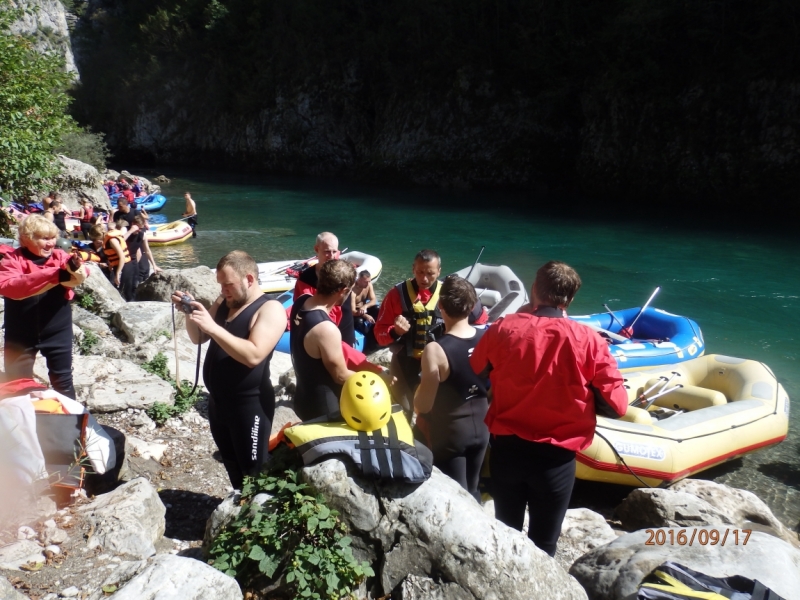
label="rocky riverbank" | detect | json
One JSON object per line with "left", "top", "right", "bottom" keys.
{"left": 1, "top": 266, "right": 799, "bottom": 599}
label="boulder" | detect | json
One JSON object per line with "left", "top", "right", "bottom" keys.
{"left": 112, "top": 301, "right": 179, "bottom": 344}
{"left": 616, "top": 488, "right": 734, "bottom": 532}
{"left": 134, "top": 267, "right": 220, "bottom": 310}
{"left": 126, "top": 436, "right": 168, "bottom": 462}
{"left": 366, "top": 347, "right": 393, "bottom": 369}
{"left": 119, "top": 171, "right": 161, "bottom": 195}
{"left": 670, "top": 479, "right": 799, "bottom": 547}
{"left": 300, "top": 459, "right": 588, "bottom": 599}
{"left": 52, "top": 155, "right": 111, "bottom": 212}
{"left": 394, "top": 574, "right": 473, "bottom": 600}
{"left": 202, "top": 491, "right": 242, "bottom": 556}
{"left": 75, "top": 264, "right": 125, "bottom": 320}
{"left": 555, "top": 508, "right": 618, "bottom": 573}
{"left": 0, "top": 540, "right": 45, "bottom": 571}
{"left": 78, "top": 478, "right": 166, "bottom": 559}
{"left": 1, "top": 575, "right": 29, "bottom": 599}
{"left": 100, "top": 555, "right": 242, "bottom": 600}
{"left": 569, "top": 526, "right": 800, "bottom": 600}
{"left": 72, "top": 305, "right": 113, "bottom": 336}
{"left": 34, "top": 355, "right": 174, "bottom": 412}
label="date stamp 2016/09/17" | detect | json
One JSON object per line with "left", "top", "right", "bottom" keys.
{"left": 645, "top": 528, "right": 751, "bottom": 546}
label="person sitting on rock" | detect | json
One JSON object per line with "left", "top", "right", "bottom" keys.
{"left": 413, "top": 275, "right": 489, "bottom": 502}
{"left": 173, "top": 250, "right": 286, "bottom": 490}
{"left": 0, "top": 215, "right": 87, "bottom": 399}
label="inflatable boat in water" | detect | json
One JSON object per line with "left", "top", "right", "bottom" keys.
{"left": 452, "top": 263, "right": 529, "bottom": 322}
{"left": 257, "top": 250, "right": 382, "bottom": 295}
{"left": 576, "top": 354, "right": 790, "bottom": 487}
{"left": 570, "top": 306, "right": 704, "bottom": 370}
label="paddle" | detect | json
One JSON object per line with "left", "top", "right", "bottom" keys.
{"left": 620, "top": 286, "right": 660, "bottom": 338}
{"left": 465, "top": 245, "right": 485, "bottom": 281}
{"left": 603, "top": 303, "right": 626, "bottom": 330}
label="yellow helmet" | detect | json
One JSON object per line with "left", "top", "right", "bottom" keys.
{"left": 340, "top": 372, "right": 392, "bottom": 432}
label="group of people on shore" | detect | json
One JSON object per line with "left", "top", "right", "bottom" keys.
{"left": 170, "top": 231, "right": 629, "bottom": 556}
{"left": 1, "top": 206, "right": 629, "bottom": 556}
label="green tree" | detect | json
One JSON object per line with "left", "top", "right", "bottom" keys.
{"left": 0, "top": 0, "right": 77, "bottom": 200}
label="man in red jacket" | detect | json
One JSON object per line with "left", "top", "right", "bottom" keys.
{"left": 0, "top": 215, "right": 87, "bottom": 398}
{"left": 470, "top": 260, "right": 628, "bottom": 557}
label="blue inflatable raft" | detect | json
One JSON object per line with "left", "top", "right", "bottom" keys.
{"left": 272, "top": 292, "right": 365, "bottom": 354}
{"left": 110, "top": 194, "right": 167, "bottom": 212}
{"left": 570, "top": 306, "right": 704, "bottom": 370}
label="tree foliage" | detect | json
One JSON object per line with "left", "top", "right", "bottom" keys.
{"left": 0, "top": 0, "right": 77, "bottom": 199}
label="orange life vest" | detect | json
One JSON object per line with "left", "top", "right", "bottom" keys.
{"left": 103, "top": 230, "right": 131, "bottom": 267}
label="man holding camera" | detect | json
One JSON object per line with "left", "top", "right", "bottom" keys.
{"left": 172, "top": 250, "right": 286, "bottom": 490}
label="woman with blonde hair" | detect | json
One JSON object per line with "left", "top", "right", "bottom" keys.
{"left": 0, "top": 215, "right": 86, "bottom": 398}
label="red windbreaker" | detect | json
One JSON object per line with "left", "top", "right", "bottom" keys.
{"left": 0, "top": 247, "right": 76, "bottom": 301}
{"left": 470, "top": 312, "right": 627, "bottom": 452}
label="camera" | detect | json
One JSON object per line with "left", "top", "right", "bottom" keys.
{"left": 179, "top": 294, "right": 196, "bottom": 314}
{"left": 67, "top": 254, "right": 83, "bottom": 272}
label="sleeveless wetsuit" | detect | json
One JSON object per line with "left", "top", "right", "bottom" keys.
{"left": 297, "top": 267, "right": 356, "bottom": 346}
{"left": 418, "top": 329, "right": 489, "bottom": 501}
{"left": 52, "top": 211, "right": 67, "bottom": 235}
{"left": 289, "top": 294, "right": 343, "bottom": 421}
{"left": 203, "top": 295, "right": 276, "bottom": 489}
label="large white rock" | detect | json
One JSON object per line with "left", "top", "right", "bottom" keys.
{"left": 52, "top": 155, "right": 111, "bottom": 212}
{"left": 555, "top": 508, "right": 618, "bottom": 573}
{"left": 78, "top": 478, "right": 166, "bottom": 559}
{"left": 0, "top": 540, "right": 45, "bottom": 571}
{"left": 103, "top": 555, "right": 242, "bottom": 600}
{"left": 9, "top": 0, "right": 77, "bottom": 74}
{"left": 134, "top": 267, "right": 221, "bottom": 310}
{"left": 72, "top": 305, "right": 112, "bottom": 336}
{"left": 670, "top": 479, "right": 799, "bottom": 547}
{"left": 34, "top": 355, "right": 175, "bottom": 412}
{"left": 75, "top": 264, "right": 126, "bottom": 319}
{"left": 301, "top": 459, "right": 588, "bottom": 599}
{"left": 569, "top": 526, "right": 800, "bottom": 600}
{"left": 112, "top": 301, "right": 179, "bottom": 344}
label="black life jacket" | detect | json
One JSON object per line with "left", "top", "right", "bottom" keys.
{"left": 396, "top": 279, "right": 444, "bottom": 358}
{"left": 638, "top": 561, "right": 785, "bottom": 600}
{"left": 283, "top": 406, "right": 433, "bottom": 484}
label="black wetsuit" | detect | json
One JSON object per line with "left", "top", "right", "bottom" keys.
{"left": 125, "top": 229, "right": 145, "bottom": 287}
{"left": 3, "top": 249, "right": 75, "bottom": 398}
{"left": 52, "top": 211, "right": 67, "bottom": 236}
{"left": 203, "top": 295, "right": 276, "bottom": 489}
{"left": 297, "top": 267, "right": 356, "bottom": 347}
{"left": 289, "top": 294, "right": 342, "bottom": 421}
{"left": 418, "top": 329, "right": 489, "bottom": 501}
{"left": 112, "top": 209, "right": 135, "bottom": 229}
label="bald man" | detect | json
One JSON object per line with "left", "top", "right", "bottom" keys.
{"left": 293, "top": 232, "right": 356, "bottom": 346}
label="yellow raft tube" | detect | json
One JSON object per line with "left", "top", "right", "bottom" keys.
{"left": 146, "top": 221, "right": 193, "bottom": 247}
{"left": 576, "top": 354, "right": 790, "bottom": 487}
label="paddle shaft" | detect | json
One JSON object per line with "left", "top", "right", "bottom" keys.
{"left": 603, "top": 304, "right": 626, "bottom": 329}
{"left": 629, "top": 286, "right": 661, "bottom": 330}
{"left": 466, "top": 246, "right": 485, "bottom": 280}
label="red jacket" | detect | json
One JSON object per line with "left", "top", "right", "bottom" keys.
{"left": 374, "top": 283, "right": 434, "bottom": 347}
{"left": 0, "top": 247, "right": 76, "bottom": 301}
{"left": 469, "top": 310, "right": 627, "bottom": 452}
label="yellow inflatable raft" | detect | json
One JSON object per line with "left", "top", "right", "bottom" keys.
{"left": 576, "top": 354, "right": 790, "bottom": 487}
{"left": 146, "top": 221, "right": 193, "bottom": 246}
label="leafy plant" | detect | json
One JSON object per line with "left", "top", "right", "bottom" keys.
{"left": 0, "top": 0, "right": 77, "bottom": 198}
{"left": 155, "top": 329, "right": 172, "bottom": 340}
{"left": 143, "top": 352, "right": 202, "bottom": 425}
{"left": 54, "top": 127, "right": 112, "bottom": 170}
{"left": 77, "top": 328, "right": 99, "bottom": 355}
{"left": 141, "top": 351, "right": 171, "bottom": 381}
{"left": 76, "top": 292, "right": 96, "bottom": 311}
{"left": 208, "top": 455, "right": 374, "bottom": 598}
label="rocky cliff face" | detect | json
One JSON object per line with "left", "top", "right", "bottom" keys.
{"left": 9, "top": 0, "right": 77, "bottom": 74}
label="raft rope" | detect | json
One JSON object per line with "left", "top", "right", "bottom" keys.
{"left": 593, "top": 429, "right": 655, "bottom": 488}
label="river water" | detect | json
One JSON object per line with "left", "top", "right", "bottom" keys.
{"left": 147, "top": 170, "right": 800, "bottom": 529}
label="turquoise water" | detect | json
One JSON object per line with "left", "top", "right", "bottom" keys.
{"left": 148, "top": 171, "right": 800, "bottom": 529}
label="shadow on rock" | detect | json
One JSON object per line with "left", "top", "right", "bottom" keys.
{"left": 159, "top": 489, "right": 223, "bottom": 541}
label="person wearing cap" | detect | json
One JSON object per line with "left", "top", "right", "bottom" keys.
{"left": 0, "top": 215, "right": 86, "bottom": 398}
